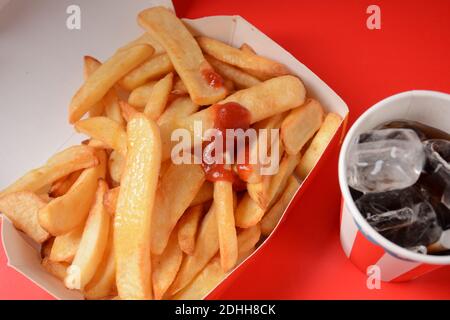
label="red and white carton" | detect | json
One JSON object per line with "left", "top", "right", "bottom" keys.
{"left": 0, "top": 0, "right": 348, "bottom": 299}
{"left": 338, "top": 90, "right": 450, "bottom": 282}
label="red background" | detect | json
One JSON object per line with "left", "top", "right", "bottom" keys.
{"left": 1, "top": 0, "right": 450, "bottom": 299}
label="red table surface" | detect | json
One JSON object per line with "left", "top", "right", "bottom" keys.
{"left": 1, "top": 0, "right": 450, "bottom": 300}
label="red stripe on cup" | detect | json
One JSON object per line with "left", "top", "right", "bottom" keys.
{"left": 349, "top": 231, "right": 385, "bottom": 272}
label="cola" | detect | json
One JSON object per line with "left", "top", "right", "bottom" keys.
{"left": 348, "top": 120, "right": 450, "bottom": 255}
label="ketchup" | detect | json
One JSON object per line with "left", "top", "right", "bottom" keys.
{"left": 201, "top": 102, "right": 252, "bottom": 188}
{"left": 202, "top": 69, "right": 224, "bottom": 89}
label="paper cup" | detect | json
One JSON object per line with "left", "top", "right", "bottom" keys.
{"left": 338, "top": 90, "right": 450, "bottom": 282}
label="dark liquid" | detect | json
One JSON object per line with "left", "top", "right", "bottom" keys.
{"left": 351, "top": 120, "right": 450, "bottom": 255}
{"left": 378, "top": 120, "right": 450, "bottom": 141}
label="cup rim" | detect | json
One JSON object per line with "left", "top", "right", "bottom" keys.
{"left": 339, "top": 90, "right": 450, "bottom": 265}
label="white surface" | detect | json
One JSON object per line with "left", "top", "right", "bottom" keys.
{"left": 338, "top": 90, "right": 450, "bottom": 265}
{"left": 1, "top": 2, "right": 348, "bottom": 300}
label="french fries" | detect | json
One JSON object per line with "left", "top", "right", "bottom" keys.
{"left": 214, "top": 181, "right": 238, "bottom": 272}
{"left": 138, "top": 7, "right": 227, "bottom": 105}
{"left": 190, "top": 182, "right": 214, "bottom": 207}
{"left": 0, "top": 192, "right": 49, "bottom": 243}
{"left": 178, "top": 205, "right": 203, "bottom": 255}
{"left": 49, "top": 170, "right": 82, "bottom": 198}
{"left": 160, "top": 75, "right": 305, "bottom": 160}
{"left": 114, "top": 115, "right": 161, "bottom": 300}
{"left": 65, "top": 180, "right": 110, "bottom": 290}
{"left": 235, "top": 153, "right": 300, "bottom": 228}
{"left": 74, "top": 117, "right": 128, "bottom": 156}
{"left": 120, "top": 54, "right": 174, "bottom": 91}
{"left": 144, "top": 72, "right": 174, "bottom": 120}
{"left": 170, "top": 204, "right": 219, "bottom": 294}
{"left": 103, "top": 187, "right": 120, "bottom": 215}
{"left": 296, "top": 113, "right": 342, "bottom": 178}
{"left": 108, "top": 151, "right": 125, "bottom": 187}
{"left": 152, "top": 230, "right": 183, "bottom": 300}
{"left": 281, "top": 98, "right": 324, "bottom": 155}
{"left": 151, "top": 163, "right": 205, "bottom": 255}
{"left": 197, "top": 36, "right": 289, "bottom": 80}
{"left": 174, "top": 225, "right": 261, "bottom": 300}
{"left": 84, "top": 56, "right": 105, "bottom": 117}
{"left": 157, "top": 97, "right": 199, "bottom": 126}
{"left": 50, "top": 225, "right": 84, "bottom": 263}
{"left": 69, "top": 45, "right": 154, "bottom": 123}
{"left": 261, "top": 176, "right": 300, "bottom": 236}
{"left": 39, "top": 150, "right": 107, "bottom": 236}
{"left": 0, "top": 145, "right": 98, "bottom": 197}
{"left": 128, "top": 81, "right": 156, "bottom": 108}
{"left": 1, "top": 5, "right": 341, "bottom": 300}
{"left": 84, "top": 222, "right": 116, "bottom": 299}
{"left": 206, "top": 55, "right": 261, "bottom": 89}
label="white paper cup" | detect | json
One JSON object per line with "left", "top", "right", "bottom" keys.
{"left": 338, "top": 90, "right": 450, "bottom": 282}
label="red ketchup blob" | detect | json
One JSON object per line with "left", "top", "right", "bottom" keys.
{"left": 202, "top": 102, "right": 252, "bottom": 189}
{"left": 202, "top": 69, "right": 224, "bottom": 89}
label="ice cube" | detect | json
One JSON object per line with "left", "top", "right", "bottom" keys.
{"left": 347, "top": 129, "right": 425, "bottom": 193}
{"left": 423, "top": 139, "right": 450, "bottom": 174}
{"left": 366, "top": 207, "right": 415, "bottom": 232}
{"left": 356, "top": 189, "right": 442, "bottom": 248}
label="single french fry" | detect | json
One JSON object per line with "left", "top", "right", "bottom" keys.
{"left": 50, "top": 224, "right": 84, "bottom": 263}
{"left": 206, "top": 55, "right": 261, "bottom": 89}
{"left": 65, "top": 180, "right": 110, "bottom": 290}
{"left": 119, "top": 33, "right": 165, "bottom": 55}
{"left": 128, "top": 81, "right": 156, "bottom": 108}
{"left": 190, "top": 182, "right": 213, "bottom": 207}
{"left": 247, "top": 113, "right": 286, "bottom": 207}
{"left": 296, "top": 113, "right": 342, "bottom": 179}
{"left": 197, "top": 36, "right": 289, "bottom": 80}
{"left": 84, "top": 224, "right": 116, "bottom": 300}
{"left": 159, "top": 75, "right": 306, "bottom": 161}
{"left": 49, "top": 170, "right": 82, "bottom": 198}
{"left": 152, "top": 230, "right": 183, "bottom": 300}
{"left": 170, "top": 204, "right": 218, "bottom": 294}
{"left": 108, "top": 150, "right": 125, "bottom": 187}
{"left": 0, "top": 192, "right": 49, "bottom": 243}
{"left": 214, "top": 181, "right": 238, "bottom": 272}
{"left": 103, "top": 88, "right": 125, "bottom": 126}
{"left": 178, "top": 204, "right": 203, "bottom": 255}
{"left": 74, "top": 117, "right": 127, "bottom": 157}
{"left": 138, "top": 7, "right": 227, "bottom": 105}
{"left": 144, "top": 72, "right": 174, "bottom": 120}
{"left": 235, "top": 153, "right": 300, "bottom": 227}
{"left": 69, "top": 45, "right": 154, "bottom": 123}
{"left": 151, "top": 163, "right": 205, "bottom": 255}
{"left": 157, "top": 97, "right": 199, "bottom": 126}
{"left": 84, "top": 56, "right": 105, "bottom": 117}
{"left": 104, "top": 187, "right": 120, "bottom": 216}
{"left": 39, "top": 150, "right": 107, "bottom": 236}
{"left": 115, "top": 114, "right": 161, "bottom": 300}
{"left": 0, "top": 145, "right": 98, "bottom": 197}
{"left": 240, "top": 43, "right": 256, "bottom": 54}
{"left": 119, "top": 101, "right": 140, "bottom": 122}
{"left": 261, "top": 176, "right": 300, "bottom": 236}
{"left": 42, "top": 257, "right": 69, "bottom": 281}
{"left": 174, "top": 225, "right": 261, "bottom": 300}
{"left": 281, "top": 98, "right": 324, "bottom": 155}
{"left": 120, "top": 54, "right": 174, "bottom": 91}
